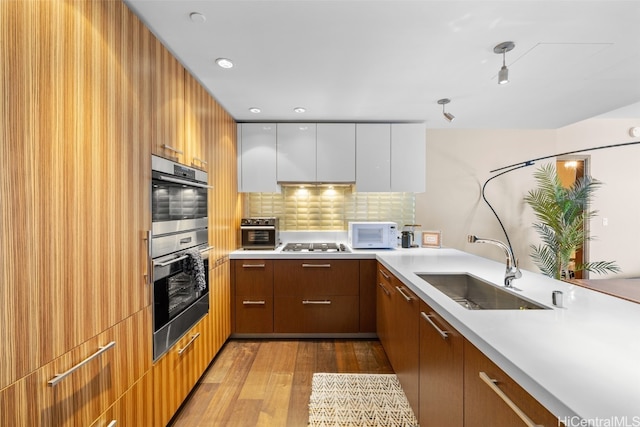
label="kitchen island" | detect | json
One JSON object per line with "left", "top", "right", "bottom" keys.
{"left": 230, "top": 245, "right": 640, "bottom": 424}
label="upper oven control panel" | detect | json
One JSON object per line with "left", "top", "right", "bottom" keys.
{"left": 241, "top": 217, "right": 278, "bottom": 227}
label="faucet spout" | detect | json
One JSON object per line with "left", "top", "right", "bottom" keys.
{"left": 467, "top": 235, "right": 522, "bottom": 288}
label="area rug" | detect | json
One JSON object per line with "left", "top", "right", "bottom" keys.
{"left": 308, "top": 373, "right": 419, "bottom": 427}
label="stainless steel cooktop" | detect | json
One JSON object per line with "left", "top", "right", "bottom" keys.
{"left": 282, "top": 242, "right": 349, "bottom": 253}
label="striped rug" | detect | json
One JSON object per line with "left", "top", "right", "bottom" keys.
{"left": 308, "top": 373, "right": 419, "bottom": 427}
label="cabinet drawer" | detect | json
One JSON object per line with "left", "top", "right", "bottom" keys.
{"left": 234, "top": 260, "right": 273, "bottom": 296}
{"left": 274, "top": 260, "right": 359, "bottom": 296}
{"left": 274, "top": 296, "right": 359, "bottom": 333}
{"left": 464, "top": 341, "right": 560, "bottom": 427}
{"left": 5, "top": 308, "right": 151, "bottom": 426}
{"left": 235, "top": 296, "right": 274, "bottom": 333}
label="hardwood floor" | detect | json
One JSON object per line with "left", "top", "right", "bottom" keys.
{"left": 168, "top": 339, "right": 394, "bottom": 427}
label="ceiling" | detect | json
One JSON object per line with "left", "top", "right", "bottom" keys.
{"left": 124, "top": 0, "right": 640, "bottom": 129}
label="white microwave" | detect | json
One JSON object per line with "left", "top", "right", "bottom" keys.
{"left": 348, "top": 221, "right": 398, "bottom": 249}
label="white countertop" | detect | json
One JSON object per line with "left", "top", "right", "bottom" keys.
{"left": 377, "top": 248, "right": 640, "bottom": 425}
{"left": 230, "top": 244, "right": 640, "bottom": 424}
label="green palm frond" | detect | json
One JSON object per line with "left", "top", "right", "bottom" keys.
{"left": 524, "top": 164, "right": 620, "bottom": 279}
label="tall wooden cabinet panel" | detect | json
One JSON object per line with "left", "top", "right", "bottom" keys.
{"left": 419, "top": 300, "right": 464, "bottom": 427}
{"left": 151, "top": 37, "right": 186, "bottom": 162}
{"left": 184, "top": 72, "right": 211, "bottom": 170}
{"left": 1, "top": 0, "right": 151, "bottom": 390}
{"left": 464, "top": 341, "right": 560, "bottom": 427}
{"left": 237, "top": 123, "right": 279, "bottom": 192}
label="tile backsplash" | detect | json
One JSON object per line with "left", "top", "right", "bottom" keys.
{"left": 244, "top": 186, "right": 415, "bottom": 230}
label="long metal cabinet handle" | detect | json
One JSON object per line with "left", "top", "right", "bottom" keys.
{"left": 243, "top": 300, "right": 266, "bottom": 305}
{"left": 157, "top": 174, "right": 213, "bottom": 189}
{"left": 420, "top": 312, "right": 449, "bottom": 339}
{"left": 178, "top": 333, "right": 201, "bottom": 355}
{"left": 154, "top": 245, "right": 214, "bottom": 267}
{"left": 479, "top": 372, "right": 543, "bottom": 427}
{"left": 378, "top": 282, "right": 390, "bottom": 296}
{"left": 395, "top": 286, "right": 414, "bottom": 302}
{"left": 379, "top": 269, "right": 390, "bottom": 280}
{"left": 302, "top": 264, "right": 331, "bottom": 268}
{"left": 192, "top": 157, "right": 208, "bottom": 166}
{"left": 145, "top": 230, "right": 152, "bottom": 285}
{"left": 162, "top": 143, "right": 184, "bottom": 154}
{"left": 242, "top": 263, "right": 266, "bottom": 268}
{"left": 48, "top": 341, "right": 116, "bottom": 387}
{"left": 107, "top": 421, "right": 117, "bottom": 427}
{"left": 302, "top": 300, "right": 332, "bottom": 305}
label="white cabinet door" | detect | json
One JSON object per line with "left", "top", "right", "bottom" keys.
{"left": 317, "top": 123, "right": 356, "bottom": 183}
{"left": 356, "top": 123, "right": 391, "bottom": 192}
{"left": 277, "top": 123, "right": 317, "bottom": 182}
{"left": 238, "top": 123, "right": 279, "bottom": 192}
{"left": 391, "top": 123, "right": 426, "bottom": 192}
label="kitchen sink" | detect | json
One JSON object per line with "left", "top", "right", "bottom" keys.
{"left": 416, "top": 273, "right": 549, "bottom": 310}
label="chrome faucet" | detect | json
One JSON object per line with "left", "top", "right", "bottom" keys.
{"left": 467, "top": 235, "right": 522, "bottom": 288}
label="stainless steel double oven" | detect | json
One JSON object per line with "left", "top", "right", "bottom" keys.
{"left": 150, "top": 155, "right": 212, "bottom": 360}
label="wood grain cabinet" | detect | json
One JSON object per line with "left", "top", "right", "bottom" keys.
{"left": 419, "top": 300, "right": 464, "bottom": 427}
{"left": 390, "top": 276, "right": 420, "bottom": 415}
{"left": 376, "top": 267, "right": 561, "bottom": 426}
{"left": 233, "top": 260, "right": 275, "bottom": 333}
{"left": 274, "top": 260, "right": 360, "bottom": 333}
{"left": 153, "top": 318, "right": 207, "bottom": 427}
{"left": 464, "top": 341, "right": 561, "bottom": 427}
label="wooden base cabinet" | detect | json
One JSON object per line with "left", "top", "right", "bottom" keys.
{"left": 274, "top": 260, "right": 359, "bottom": 333}
{"left": 233, "top": 260, "right": 274, "bottom": 333}
{"left": 464, "top": 341, "right": 561, "bottom": 427}
{"left": 376, "top": 266, "right": 562, "bottom": 427}
{"left": 376, "top": 262, "right": 420, "bottom": 414}
{"left": 153, "top": 318, "right": 207, "bottom": 427}
{"left": 419, "top": 301, "right": 464, "bottom": 427}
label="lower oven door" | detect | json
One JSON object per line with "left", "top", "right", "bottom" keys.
{"left": 152, "top": 251, "right": 209, "bottom": 360}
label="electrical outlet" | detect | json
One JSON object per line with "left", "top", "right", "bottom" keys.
{"left": 602, "top": 217, "right": 609, "bottom": 226}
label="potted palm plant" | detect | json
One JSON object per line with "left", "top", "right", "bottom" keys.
{"left": 524, "top": 163, "right": 620, "bottom": 280}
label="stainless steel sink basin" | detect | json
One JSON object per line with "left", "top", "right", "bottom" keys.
{"left": 416, "top": 273, "right": 549, "bottom": 310}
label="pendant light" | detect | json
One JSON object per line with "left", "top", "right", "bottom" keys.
{"left": 494, "top": 41, "right": 515, "bottom": 85}
{"left": 437, "top": 98, "right": 455, "bottom": 122}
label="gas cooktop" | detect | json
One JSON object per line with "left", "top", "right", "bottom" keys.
{"left": 282, "top": 242, "right": 349, "bottom": 253}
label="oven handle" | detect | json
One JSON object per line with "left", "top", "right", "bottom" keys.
{"left": 153, "top": 245, "right": 214, "bottom": 267}
{"left": 157, "top": 174, "right": 213, "bottom": 189}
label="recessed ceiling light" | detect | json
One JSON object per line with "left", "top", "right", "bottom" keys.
{"left": 249, "top": 107, "right": 261, "bottom": 113}
{"left": 189, "top": 12, "right": 206, "bottom": 23}
{"left": 215, "top": 58, "right": 234, "bottom": 69}
{"left": 293, "top": 107, "right": 306, "bottom": 113}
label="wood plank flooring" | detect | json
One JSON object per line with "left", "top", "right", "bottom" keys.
{"left": 168, "top": 339, "right": 394, "bottom": 427}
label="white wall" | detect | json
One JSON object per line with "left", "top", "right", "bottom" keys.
{"left": 557, "top": 118, "right": 640, "bottom": 278}
{"left": 417, "top": 119, "right": 640, "bottom": 278}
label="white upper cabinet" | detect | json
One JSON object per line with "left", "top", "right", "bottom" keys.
{"left": 391, "top": 123, "right": 425, "bottom": 192}
{"left": 277, "top": 123, "right": 317, "bottom": 182}
{"left": 316, "top": 123, "right": 356, "bottom": 183}
{"left": 237, "top": 123, "right": 280, "bottom": 192}
{"left": 356, "top": 124, "right": 391, "bottom": 191}
{"left": 356, "top": 123, "right": 425, "bottom": 192}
